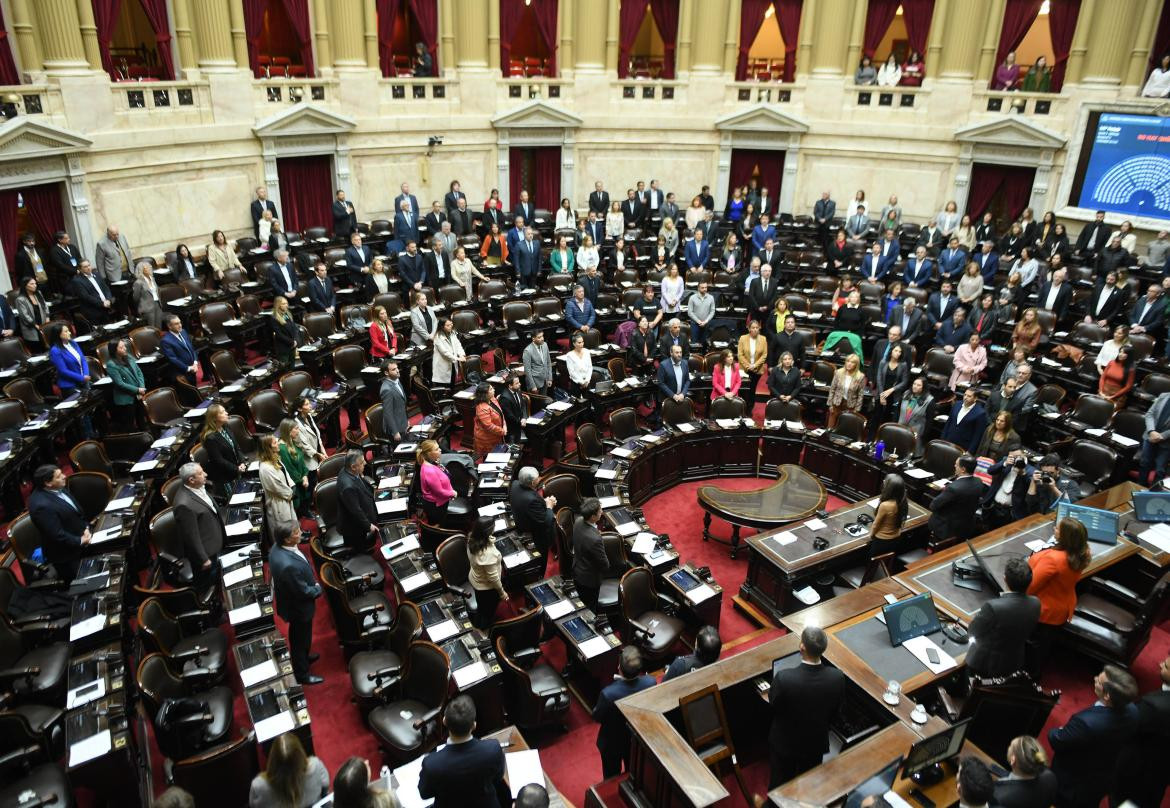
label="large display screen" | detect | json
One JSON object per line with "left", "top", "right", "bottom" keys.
{"left": 1075, "top": 113, "right": 1170, "bottom": 219}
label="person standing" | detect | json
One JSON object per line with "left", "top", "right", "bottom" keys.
{"left": 467, "top": 516, "right": 506, "bottom": 630}
{"left": 473, "top": 383, "right": 506, "bottom": 460}
{"left": 593, "top": 647, "right": 656, "bottom": 778}
{"left": 259, "top": 434, "right": 298, "bottom": 540}
{"left": 172, "top": 462, "right": 228, "bottom": 589}
{"left": 499, "top": 372, "right": 526, "bottom": 443}
{"left": 291, "top": 397, "right": 326, "bottom": 496}
{"left": 737, "top": 320, "right": 768, "bottom": 412}
{"left": 105, "top": 338, "right": 145, "bottom": 431}
{"left": 768, "top": 626, "right": 846, "bottom": 788}
{"left": 278, "top": 419, "right": 312, "bottom": 518}
{"left": 510, "top": 466, "right": 556, "bottom": 573}
{"left": 337, "top": 450, "right": 379, "bottom": 552}
{"left": 927, "top": 455, "right": 986, "bottom": 542}
{"left": 418, "top": 439, "right": 456, "bottom": 525}
{"left": 94, "top": 225, "right": 133, "bottom": 284}
{"left": 27, "top": 465, "right": 90, "bottom": 583}
{"left": 379, "top": 361, "right": 409, "bottom": 443}
{"left": 418, "top": 696, "right": 508, "bottom": 807}
{"left": 201, "top": 405, "right": 244, "bottom": 503}
{"left": 1113, "top": 654, "right": 1170, "bottom": 808}
{"left": 522, "top": 331, "right": 553, "bottom": 396}
{"left": 1027, "top": 517, "right": 1090, "bottom": 673}
{"left": 571, "top": 498, "right": 608, "bottom": 611}
{"left": 268, "top": 522, "right": 323, "bottom": 685}
{"left": 966, "top": 558, "right": 1040, "bottom": 679}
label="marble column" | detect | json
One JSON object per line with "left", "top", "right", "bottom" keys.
{"left": 75, "top": 0, "right": 102, "bottom": 71}
{"left": 924, "top": 0, "right": 948, "bottom": 79}
{"left": 937, "top": 0, "right": 983, "bottom": 79}
{"left": 844, "top": 0, "right": 866, "bottom": 77}
{"left": 1064, "top": 0, "right": 1096, "bottom": 85}
{"left": 455, "top": 0, "right": 490, "bottom": 68}
{"left": 1081, "top": 0, "right": 1140, "bottom": 86}
{"left": 313, "top": 0, "right": 334, "bottom": 72}
{"left": 364, "top": 0, "right": 379, "bottom": 70}
{"left": 329, "top": 0, "right": 365, "bottom": 67}
{"left": 690, "top": 0, "right": 727, "bottom": 71}
{"left": 438, "top": 0, "right": 456, "bottom": 73}
{"left": 227, "top": 0, "right": 249, "bottom": 69}
{"left": 8, "top": 0, "right": 43, "bottom": 73}
{"left": 675, "top": 0, "right": 693, "bottom": 74}
{"left": 1126, "top": 0, "right": 1162, "bottom": 87}
{"left": 574, "top": 0, "right": 606, "bottom": 70}
{"left": 32, "top": 0, "right": 88, "bottom": 73}
{"left": 976, "top": 0, "right": 1007, "bottom": 82}
{"left": 192, "top": 0, "right": 238, "bottom": 71}
{"left": 559, "top": 0, "right": 574, "bottom": 74}
{"left": 808, "top": 0, "right": 853, "bottom": 75}
{"left": 722, "top": 0, "right": 740, "bottom": 75}
{"left": 488, "top": 0, "right": 500, "bottom": 71}
{"left": 604, "top": 0, "right": 618, "bottom": 73}
{"left": 795, "top": 0, "right": 817, "bottom": 78}
{"left": 171, "top": 0, "right": 198, "bottom": 74}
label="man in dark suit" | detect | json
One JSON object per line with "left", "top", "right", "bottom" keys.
{"left": 645, "top": 179, "right": 665, "bottom": 214}
{"left": 594, "top": 646, "right": 656, "bottom": 778}
{"left": 813, "top": 191, "right": 836, "bottom": 249}
{"left": 934, "top": 307, "right": 973, "bottom": 351}
{"left": 579, "top": 264, "right": 603, "bottom": 305}
{"left": 768, "top": 626, "right": 847, "bottom": 788}
{"left": 658, "top": 319, "right": 690, "bottom": 358}
{"left": 988, "top": 376, "right": 1029, "bottom": 427}
{"left": 422, "top": 201, "right": 446, "bottom": 238}
{"left": 656, "top": 344, "right": 691, "bottom": 407}
{"left": 251, "top": 186, "right": 278, "bottom": 238}
{"left": 1129, "top": 283, "right": 1164, "bottom": 336}
{"left": 917, "top": 222, "right": 945, "bottom": 254}
{"left": 663, "top": 625, "right": 721, "bottom": 681}
{"left": 48, "top": 231, "right": 82, "bottom": 290}
{"left": 14, "top": 233, "right": 48, "bottom": 288}
{"left": 903, "top": 246, "right": 936, "bottom": 288}
{"left": 393, "top": 182, "right": 419, "bottom": 217}
{"left": 975, "top": 241, "right": 999, "bottom": 284}
{"left": 588, "top": 181, "right": 610, "bottom": 216}
{"left": 1086, "top": 271, "right": 1124, "bottom": 327}
{"left": 621, "top": 188, "right": 644, "bottom": 230}
{"left": 449, "top": 199, "right": 473, "bottom": 237}
{"left": 937, "top": 237, "right": 968, "bottom": 282}
{"left": 307, "top": 263, "right": 336, "bottom": 314}
{"left": 268, "top": 249, "right": 299, "bottom": 299}
{"left": 1037, "top": 267, "right": 1072, "bottom": 320}
{"left": 868, "top": 325, "right": 907, "bottom": 383}
{"left": 570, "top": 498, "right": 608, "bottom": 609}
{"left": 27, "top": 464, "right": 90, "bottom": 583}
{"left": 941, "top": 389, "right": 988, "bottom": 454}
{"left": 337, "top": 450, "right": 379, "bottom": 552}
{"left": 513, "top": 227, "right": 542, "bottom": 290}
{"left": 770, "top": 314, "right": 806, "bottom": 367}
{"left": 927, "top": 454, "right": 987, "bottom": 540}
{"left": 444, "top": 181, "right": 467, "bottom": 214}
{"left": 982, "top": 450, "right": 1032, "bottom": 528}
{"left": 756, "top": 237, "right": 780, "bottom": 271}
{"left": 510, "top": 466, "right": 555, "bottom": 572}
{"left": 268, "top": 522, "right": 323, "bottom": 685}
{"left": 379, "top": 361, "right": 409, "bottom": 443}
{"left": 70, "top": 260, "right": 114, "bottom": 324}
{"left": 966, "top": 557, "right": 1040, "bottom": 678}
{"left": 332, "top": 190, "right": 357, "bottom": 237}
{"left": 1049, "top": 665, "right": 1138, "bottom": 808}
{"left": 858, "top": 242, "right": 888, "bottom": 282}
{"left": 394, "top": 200, "right": 422, "bottom": 250}
{"left": 172, "top": 462, "right": 228, "bottom": 589}
{"left": 419, "top": 695, "right": 508, "bottom": 808}
{"left": 1114, "top": 654, "right": 1170, "bottom": 808}
{"left": 747, "top": 265, "right": 779, "bottom": 322}
{"left": 661, "top": 192, "right": 680, "bottom": 223}
{"left": 160, "top": 314, "right": 199, "bottom": 386}
{"left": 479, "top": 200, "right": 504, "bottom": 238}
{"left": 926, "top": 280, "right": 958, "bottom": 332}
{"left": 513, "top": 190, "right": 534, "bottom": 226}
{"left": 583, "top": 211, "right": 605, "bottom": 247}
{"left": 0, "top": 294, "right": 14, "bottom": 339}
{"left": 343, "top": 234, "right": 374, "bottom": 292}
{"left": 1073, "top": 209, "right": 1111, "bottom": 259}
{"left": 887, "top": 297, "right": 926, "bottom": 343}
{"left": 499, "top": 372, "right": 526, "bottom": 443}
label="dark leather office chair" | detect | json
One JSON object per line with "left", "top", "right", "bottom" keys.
{"left": 319, "top": 561, "right": 393, "bottom": 658}
{"left": 554, "top": 507, "right": 575, "bottom": 568}
{"left": 618, "top": 567, "right": 684, "bottom": 669}
{"left": 367, "top": 641, "right": 451, "bottom": 766}
{"left": 540, "top": 473, "right": 582, "bottom": 513}
{"left": 346, "top": 403, "right": 392, "bottom": 457}
{"left": 875, "top": 423, "right": 917, "bottom": 458}
{"left": 6, "top": 513, "right": 52, "bottom": 584}
{"left": 831, "top": 411, "right": 867, "bottom": 441}
{"left": 3, "top": 377, "right": 51, "bottom": 412}
{"left": 1066, "top": 393, "right": 1114, "bottom": 430}
{"left": 148, "top": 508, "right": 203, "bottom": 591}
{"left": 0, "top": 569, "right": 70, "bottom": 643}
{"left": 0, "top": 615, "right": 68, "bottom": 706}
{"left": 662, "top": 397, "right": 695, "bottom": 425}
{"left": 349, "top": 602, "right": 423, "bottom": 717}
{"left": 246, "top": 388, "right": 286, "bottom": 434}
{"left": 920, "top": 439, "right": 964, "bottom": 478}
{"left": 168, "top": 731, "right": 260, "bottom": 808}
{"left": 709, "top": 396, "right": 746, "bottom": 419}
{"left": 764, "top": 398, "right": 802, "bottom": 422}
{"left": 312, "top": 478, "right": 346, "bottom": 554}
{"left": 609, "top": 407, "right": 640, "bottom": 441}
{"left": 574, "top": 423, "right": 608, "bottom": 465}
{"left": 65, "top": 471, "right": 113, "bottom": 521}
{"left": 209, "top": 349, "right": 245, "bottom": 385}
{"left": 1062, "top": 571, "right": 1170, "bottom": 666}
{"left": 308, "top": 536, "right": 384, "bottom": 589}
{"left": 922, "top": 348, "right": 955, "bottom": 390}
{"left": 0, "top": 728, "right": 73, "bottom": 808}
{"left": 137, "top": 598, "right": 228, "bottom": 683}
{"left": 596, "top": 532, "right": 631, "bottom": 617}
{"left": 278, "top": 370, "right": 314, "bottom": 402}
{"left": 137, "top": 653, "right": 235, "bottom": 759}
{"left": 0, "top": 705, "right": 66, "bottom": 779}
{"left": 493, "top": 608, "right": 570, "bottom": 730}
{"left": 435, "top": 535, "right": 477, "bottom": 618}
{"left": 317, "top": 452, "right": 347, "bottom": 481}
{"left": 938, "top": 672, "right": 1060, "bottom": 767}
{"left": 68, "top": 440, "right": 116, "bottom": 476}
{"left": 1065, "top": 439, "right": 1117, "bottom": 497}
{"left": 144, "top": 388, "right": 186, "bottom": 430}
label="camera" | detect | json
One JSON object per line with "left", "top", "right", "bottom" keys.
{"left": 1041, "top": 474, "right": 1054, "bottom": 485}
{"left": 1012, "top": 457, "right": 1027, "bottom": 469}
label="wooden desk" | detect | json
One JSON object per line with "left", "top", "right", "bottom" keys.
{"left": 697, "top": 463, "right": 827, "bottom": 557}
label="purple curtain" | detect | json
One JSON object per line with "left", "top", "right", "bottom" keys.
{"left": 531, "top": 0, "right": 558, "bottom": 77}
{"left": 0, "top": 190, "right": 18, "bottom": 287}
{"left": 276, "top": 157, "right": 333, "bottom": 233}
{"left": 283, "top": 0, "right": 316, "bottom": 77}
{"left": 91, "top": 0, "right": 124, "bottom": 77}
{"left": 735, "top": 0, "right": 772, "bottom": 81}
{"left": 137, "top": 0, "right": 175, "bottom": 80}
{"left": 0, "top": 3, "right": 20, "bottom": 85}
{"left": 901, "top": 0, "right": 936, "bottom": 57}
{"left": 862, "top": 0, "right": 900, "bottom": 58}
{"left": 409, "top": 0, "right": 439, "bottom": 74}
{"left": 774, "top": 0, "right": 802, "bottom": 82}
{"left": 243, "top": 0, "right": 266, "bottom": 76}
{"left": 616, "top": 0, "right": 645, "bottom": 79}
{"left": 966, "top": 164, "right": 1034, "bottom": 223}
{"left": 648, "top": 0, "right": 680, "bottom": 79}
{"left": 994, "top": 0, "right": 1044, "bottom": 73}
{"left": 375, "top": 0, "right": 401, "bottom": 77}
{"left": 499, "top": 0, "right": 525, "bottom": 76}
{"left": 1047, "top": 0, "right": 1080, "bottom": 91}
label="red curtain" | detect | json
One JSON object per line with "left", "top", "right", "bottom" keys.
{"left": 966, "top": 164, "right": 1034, "bottom": 223}
{"left": 616, "top": 0, "right": 645, "bottom": 79}
{"left": 530, "top": 0, "right": 558, "bottom": 77}
{"left": 375, "top": 0, "right": 402, "bottom": 77}
{"left": 408, "top": 0, "right": 438, "bottom": 74}
{"left": 862, "top": 0, "right": 899, "bottom": 58}
{"left": 901, "top": 0, "right": 936, "bottom": 56}
{"left": 735, "top": 0, "right": 772, "bottom": 81}
{"left": 1149, "top": 0, "right": 1170, "bottom": 75}
{"left": 0, "top": 190, "right": 18, "bottom": 285}
{"left": 0, "top": 2, "right": 20, "bottom": 85}
{"left": 728, "top": 149, "right": 785, "bottom": 206}
{"left": 499, "top": 0, "right": 525, "bottom": 75}
{"left": 276, "top": 156, "right": 333, "bottom": 233}
{"left": 283, "top": 0, "right": 316, "bottom": 77}
{"left": 533, "top": 147, "right": 561, "bottom": 211}
{"left": 137, "top": 0, "right": 175, "bottom": 80}
{"left": 92, "top": 0, "right": 124, "bottom": 77}
{"left": 773, "top": 0, "right": 801, "bottom": 81}
{"left": 994, "top": 0, "right": 1044, "bottom": 73}
{"left": 648, "top": 0, "right": 680, "bottom": 79}
{"left": 1047, "top": 0, "right": 1080, "bottom": 91}
{"left": 22, "top": 184, "right": 65, "bottom": 247}
{"left": 243, "top": 0, "right": 266, "bottom": 76}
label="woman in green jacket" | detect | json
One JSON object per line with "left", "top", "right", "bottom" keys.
{"left": 1022, "top": 56, "right": 1051, "bottom": 92}
{"left": 549, "top": 235, "right": 575, "bottom": 274}
{"left": 106, "top": 338, "right": 145, "bottom": 431}
{"left": 277, "top": 417, "right": 311, "bottom": 517}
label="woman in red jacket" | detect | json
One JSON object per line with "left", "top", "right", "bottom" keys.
{"left": 710, "top": 349, "right": 742, "bottom": 401}
{"left": 1027, "top": 517, "right": 1090, "bottom": 671}
{"left": 369, "top": 305, "right": 397, "bottom": 359}
{"left": 472, "top": 382, "right": 506, "bottom": 459}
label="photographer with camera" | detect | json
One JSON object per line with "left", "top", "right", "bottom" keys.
{"left": 1024, "top": 453, "right": 1078, "bottom": 515}
{"left": 983, "top": 449, "right": 1032, "bottom": 528}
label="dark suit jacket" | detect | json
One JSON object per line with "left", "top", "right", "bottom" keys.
{"left": 868, "top": 339, "right": 908, "bottom": 383}
{"left": 1049, "top": 703, "right": 1138, "bottom": 807}
{"left": 512, "top": 202, "right": 534, "bottom": 225}
{"left": 965, "top": 591, "right": 1040, "bottom": 677}
{"left": 48, "top": 243, "right": 82, "bottom": 285}
{"left": 336, "top": 468, "right": 378, "bottom": 549}
{"left": 1114, "top": 690, "right": 1170, "bottom": 808}
{"left": 307, "top": 276, "right": 335, "bottom": 311}
{"left": 887, "top": 305, "right": 926, "bottom": 342}
{"left": 992, "top": 770, "right": 1059, "bottom": 808}
{"left": 1130, "top": 296, "right": 1165, "bottom": 332}
{"left": 444, "top": 191, "right": 466, "bottom": 214}
{"left": 513, "top": 239, "right": 541, "bottom": 278}
{"left": 160, "top": 329, "right": 198, "bottom": 376}
{"left": 941, "top": 402, "right": 988, "bottom": 454}
{"left": 14, "top": 247, "right": 46, "bottom": 285}
{"left": 593, "top": 675, "right": 656, "bottom": 754}
{"left": 27, "top": 488, "right": 87, "bottom": 568}
{"left": 268, "top": 544, "right": 321, "bottom": 624}
{"left": 748, "top": 277, "right": 779, "bottom": 315}
{"left": 656, "top": 359, "right": 691, "bottom": 399}
{"left": 398, "top": 252, "right": 426, "bottom": 288}
{"left": 251, "top": 199, "right": 277, "bottom": 235}
{"left": 628, "top": 329, "right": 657, "bottom": 369}
{"left": 267, "top": 262, "right": 299, "bottom": 297}
{"left": 926, "top": 293, "right": 958, "bottom": 326}
{"left": 379, "top": 377, "right": 409, "bottom": 440}
{"left": 927, "top": 475, "right": 987, "bottom": 540}
{"left": 332, "top": 199, "right": 357, "bottom": 236}
{"left": 449, "top": 208, "right": 473, "bottom": 237}
{"left": 769, "top": 330, "right": 805, "bottom": 367}
{"left": 397, "top": 211, "right": 422, "bottom": 245}
{"left": 768, "top": 662, "right": 847, "bottom": 756}
{"left": 1037, "top": 281, "right": 1072, "bottom": 320}
{"left": 571, "top": 517, "right": 608, "bottom": 588}
{"left": 499, "top": 389, "right": 526, "bottom": 443}
{"left": 203, "top": 430, "right": 241, "bottom": 486}
{"left": 393, "top": 193, "right": 419, "bottom": 216}
{"left": 172, "top": 485, "right": 227, "bottom": 567}
{"left": 418, "top": 737, "right": 507, "bottom": 808}
{"left": 588, "top": 190, "right": 610, "bottom": 215}
{"left": 509, "top": 480, "right": 553, "bottom": 549}
{"left": 1086, "top": 283, "right": 1124, "bottom": 324}
{"left": 621, "top": 199, "right": 644, "bottom": 229}
{"left": 1075, "top": 221, "right": 1112, "bottom": 254}
{"left": 423, "top": 250, "right": 452, "bottom": 290}
{"left": 975, "top": 250, "right": 1000, "bottom": 284}
{"left": 70, "top": 273, "right": 113, "bottom": 322}
{"left": 267, "top": 232, "right": 290, "bottom": 253}
{"left": 479, "top": 207, "right": 504, "bottom": 237}
{"left": 658, "top": 330, "right": 690, "bottom": 359}
{"left": 981, "top": 457, "right": 1031, "bottom": 519}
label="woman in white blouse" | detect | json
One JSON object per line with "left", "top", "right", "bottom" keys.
{"left": 564, "top": 331, "right": 593, "bottom": 393}
{"left": 432, "top": 317, "right": 466, "bottom": 386}
{"left": 555, "top": 198, "right": 577, "bottom": 231}
{"left": 257, "top": 209, "right": 274, "bottom": 244}
{"left": 576, "top": 235, "right": 600, "bottom": 273}
{"left": 877, "top": 55, "right": 901, "bottom": 86}
{"left": 851, "top": 190, "right": 868, "bottom": 216}
{"left": 659, "top": 263, "right": 685, "bottom": 314}
{"left": 606, "top": 201, "right": 625, "bottom": 239}
{"left": 258, "top": 434, "right": 297, "bottom": 538}
{"left": 1095, "top": 324, "right": 1130, "bottom": 374}
{"left": 936, "top": 201, "right": 960, "bottom": 237}
{"left": 1143, "top": 54, "right": 1170, "bottom": 97}
{"left": 1118, "top": 220, "right": 1138, "bottom": 255}
{"left": 1009, "top": 247, "right": 1040, "bottom": 289}
{"left": 954, "top": 215, "right": 976, "bottom": 251}
{"left": 660, "top": 218, "right": 680, "bottom": 259}
{"left": 685, "top": 196, "right": 706, "bottom": 232}
{"left": 450, "top": 246, "right": 487, "bottom": 299}
{"left": 206, "top": 229, "right": 242, "bottom": 281}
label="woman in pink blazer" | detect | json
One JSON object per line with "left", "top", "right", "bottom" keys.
{"left": 711, "top": 349, "right": 742, "bottom": 401}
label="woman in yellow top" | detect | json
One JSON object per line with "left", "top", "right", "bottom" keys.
{"left": 869, "top": 473, "right": 908, "bottom": 555}
{"left": 466, "top": 515, "right": 506, "bottom": 630}
{"left": 827, "top": 353, "right": 866, "bottom": 428}
{"left": 737, "top": 319, "right": 769, "bottom": 412}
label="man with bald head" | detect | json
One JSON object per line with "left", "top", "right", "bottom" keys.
{"left": 94, "top": 225, "right": 133, "bottom": 284}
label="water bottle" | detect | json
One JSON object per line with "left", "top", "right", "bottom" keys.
{"left": 379, "top": 764, "right": 391, "bottom": 786}
{"left": 874, "top": 439, "right": 885, "bottom": 461}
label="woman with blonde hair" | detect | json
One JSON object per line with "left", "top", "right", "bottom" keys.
{"left": 451, "top": 245, "right": 487, "bottom": 298}
{"left": 993, "top": 736, "right": 1057, "bottom": 808}
{"left": 1011, "top": 307, "right": 1043, "bottom": 352}
{"left": 659, "top": 217, "right": 679, "bottom": 259}
{"left": 249, "top": 732, "right": 329, "bottom": 807}
{"left": 259, "top": 434, "right": 298, "bottom": 537}
{"left": 201, "top": 404, "right": 245, "bottom": 502}
{"left": 368, "top": 305, "right": 396, "bottom": 360}
{"left": 278, "top": 418, "right": 311, "bottom": 517}
{"left": 605, "top": 201, "right": 624, "bottom": 239}
{"left": 271, "top": 295, "right": 297, "bottom": 364}
{"left": 827, "top": 353, "right": 866, "bottom": 428}
{"left": 416, "top": 439, "right": 455, "bottom": 524}
{"left": 370, "top": 256, "right": 390, "bottom": 295}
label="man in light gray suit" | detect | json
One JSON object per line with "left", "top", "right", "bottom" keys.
{"left": 522, "top": 331, "right": 553, "bottom": 394}
{"left": 379, "top": 360, "right": 409, "bottom": 442}
{"left": 409, "top": 290, "right": 439, "bottom": 347}
{"left": 94, "top": 225, "right": 133, "bottom": 284}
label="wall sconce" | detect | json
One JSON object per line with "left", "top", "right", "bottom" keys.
{"left": 1, "top": 94, "right": 19, "bottom": 120}
{"left": 289, "top": 86, "right": 304, "bottom": 104}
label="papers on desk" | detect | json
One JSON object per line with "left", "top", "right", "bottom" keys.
{"left": 614, "top": 520, "right": 638, "bottom": 536}
{"left": 151, "top": 435, "right": 178, "bottom": 449}
{"left": 503, "top": 549, "right": 531, "bottom": 568}
{"left": 486, "top": 451, "right": 512, "bottom": 463}
{"left": 225, "top": 519, "right": 254, "bottom": 537}
{"left": 804, "top": 518, "right": 827, "bottom": 531}
{"left": 254, "top": 710, "right": 297, "bottom": 743}
{"left": 240, "top": 658, "right": 279, "bottom": 688}
{"left": 105, "top": 496, "right": 134, "bottom": 512}
{"left": 378, "top": 475, "right": 403, "bottom": 490}
{"left": 184, "top": 407, "right": 209, "bottom": 418}
{"left": 399, "top": 571, "right": 432, "bottom": 592}
{"left": 130, "top": 458, "right": 159, "bottom": 473}
{"left": 1041, "top": 411, "right": 1061, "bottom": 419}
{"left": 1137, "top": 523, "right": 1170, "bottom": 554}
{"left": 493, "top": 518, "right": 509, "bottom": 533}
{"left": 773, "top": 530, "right": 799, "bottom": 546}
{"left": 579, "top": 635, "right": 613, "bottom": 658}
{"left": 848, "top": 441, "right": 866, "bottom": 451}
{"left": 904, "top": 467, "right": 934, "bottom": 479}
{"left": 929, "top": 478, "right": 952, "bottom": 490}
{"left": 55, "top": 398, "right": 79, "bottom": 409}
{"left": 547, "top": 400, "right": 573, "bottom": 412}
{"left": 596, "top": 467, "right": 618, "bottom": 480}
{"left": 394, "top": 443, "right": 418, "bottom": 453}
{"left": 247, "top": 460, "right": 261, "bottom": 473}
{"left": 69, "top": 728, "right": 112, "bottom": 767}
{"left": 631, "top": 533, "right": 658, "bottom": 554}
{"left": 1085, "top": 427, "right": 1108, "bottom": 437}
{"left": 67, "top": 677, "right": 106, "bottom": 709}
{"left": 785, "top": 420, "right": 805, "bottom": 432}
{"left": 90, "top": 526, "right": 122, "bottom": 545}
{"left": 638, "top": 432, "right": 663, "bottom": 444}
{"left": 452, "top": 660, "right": 489, "bottom": 689}
{"left": 318, "top": 390, "right": 339, "bottom": 400}
{"left": 716, "top": 418, "right": 741, "bottom": 428}
{"left": 478, "top": 501, "right": 506, "bottom": 517}
{"left": 1112, "top": 434, "right": 1139, "bottom": 447}
{"left": 524, "top": 416, "right": 544, "bottom": 425}
{"left": 676, "top": 422, "right": 697, "bottom": 432}
{"left": 880, "top": 792, "right": 915, "bottom": 808}
{"left": 229, "top": 602, "right": 263, "bottom": 624}
{"left": 611, "top": 446, "right": 633, "bottom": 458}
{"left": 381, "top": 535, "right": 421, "bottom": 561}
{"left": 223, "top": 319, "right": 243, "bottom": 327}
{"left": 545, "top": 599, "right": 574, "bottom": 620}
{"left": 70, "top": 614, "right": 106, "bottom": 642}
{"left": 685, "top": 583, "right": 717, "bottom": 603}
{"left": 376, "top": 498, "right": 408, "bottom": 515}
{"left": 20, "top": 419, "right": 48, "bottom": 431}
{"left": 506, "top": 750, "right": 545, "bottom": 799}
{"left": 230, "top": 491, "right": 258, "bottom": 505}
{"left": 599, "top": 496, "right": 622, "bottom": 509}
{"left": 1025, "top": 538, "right": 1053, "bottom": 553}
{"left": 392, "top": 754, "right": 430, "bottom": 808}
{"left": 902, "top": 634, "right": 957, "bottom": 674}
{"left": 222, "top": 565, "right": 255, "bottom": 588}
{"left": 428, "top": 618, "right": 460, "bottom": 642}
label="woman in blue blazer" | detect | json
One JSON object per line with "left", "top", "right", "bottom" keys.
{"left": 47, "top": 322, "right": 90, "bottom": 393}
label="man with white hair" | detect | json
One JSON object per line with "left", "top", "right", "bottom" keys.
{"left": 172, "top": 461, "right": 227, "bottom": 587}
{"left": 94, "top": 225, "right": 133, "bottom": 284}
{"left": 509, "top": 466, "right": 556, "bottom": 573}
{"left": 268, "top": 249, "right": 298, "bottom": 298}
{"left": 658, "top": 317, "right": 690, "bottom": 358}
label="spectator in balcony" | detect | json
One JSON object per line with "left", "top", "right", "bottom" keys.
{"left": 1143, "top": 53, "right": 1170, "bottom": 97}
{"left": 1022, "top": 55, "right": 1051, "bottom": 92}
{"left": 855, "top": 55, "right": 877, "bottom": 85}
{"left": 877, "top": 54, "right": 901, "bottom": 86}
{"left": 993, "top": 50, "right": 1021, "bottom": 90}
{"left": 900, "top": 50, "right": 925, "bottom": 87}
{"left": 414, "top": 42, "right": 433, "bottom": 77}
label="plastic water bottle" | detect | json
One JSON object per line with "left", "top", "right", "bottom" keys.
{"left": 379, "top": 764, "right": 391, "bottom": 785}
{"left": 874, "top": 439, "right": 885, "bottom": 461}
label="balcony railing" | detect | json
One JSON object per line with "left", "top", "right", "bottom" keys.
{"left": 616, "top": 79, "right": 685, "bottom": 101}
{"left": 253, "top": 77, "right": 336, "bottom": 106}
{"left": 112, "top": 80, "right": 210, "bottom": 116}
{"left": 975, "top": 89, "right": 1066, "bottom": 116}
{"left": 500, "top": 77, "right": 570, "bottom": 102}
{"left": 726, "top": 81, "right": 798, "bottom": 105}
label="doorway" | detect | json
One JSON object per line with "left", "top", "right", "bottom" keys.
{"left": 967, "top": 163, "right": 1035, "bottom": 235}
{"left": 728, "top": 149, "right": 785, "bottom": 215}
{"left": 508, "top": 147, "right": 562, "bottom": 212}
{"left": 275, "top": 155, "right": 335, "bottom": 233}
